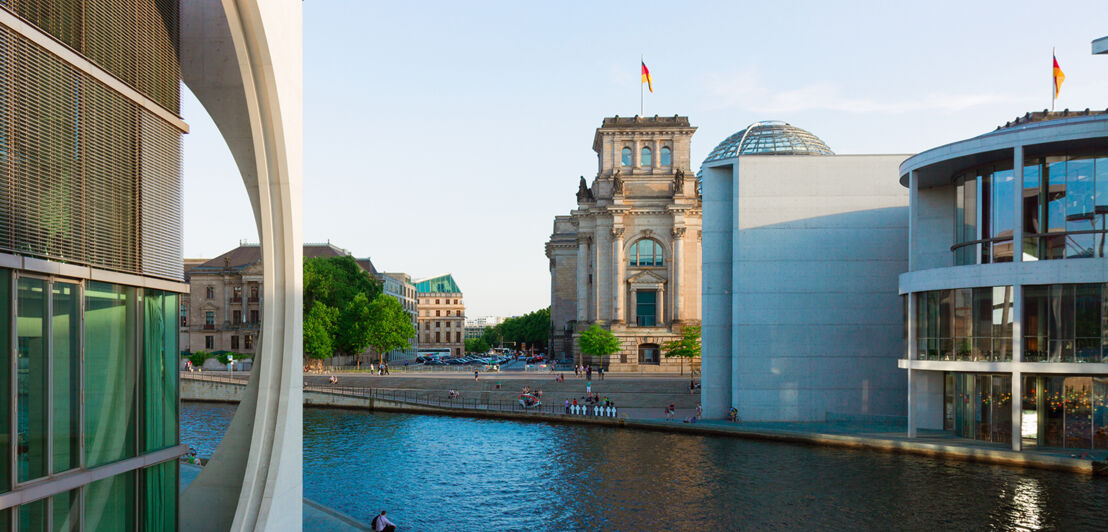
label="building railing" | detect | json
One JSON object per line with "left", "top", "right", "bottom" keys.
{"left": 181, "top": 371, "right": 622, "bottom": 419}
{"left": 202, "top": 324, "right": 215, "bottom": 330}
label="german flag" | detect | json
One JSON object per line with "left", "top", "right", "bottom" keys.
{"left": 1053, "top": 54, "right": 1065, "bottom": 99}
{"left": 641, "top": 61, "right": 653, "bottom": 93}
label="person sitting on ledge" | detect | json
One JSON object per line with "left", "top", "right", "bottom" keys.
{"left": 328, "top": 375, "right": 338, "bottom": 384}
{"left": 728, "top": 407, "right": 739, "bottom": 422}
{"left": 372, "top": 510, "right": 397, "bottom": 532}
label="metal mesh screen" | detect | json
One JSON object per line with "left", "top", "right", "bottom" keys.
{"left": 0, "top": 0, "right": 179, "bottom": 113}
{"left": 0, "top": 24, "right": 182, "bottom": 281}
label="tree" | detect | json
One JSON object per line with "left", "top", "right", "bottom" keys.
{"left": 365, "top": 293, "right": 417, "bottom": 367}
{"left": 492, "top": 307, "right": 551, "bottom": 353}
{"left": 304, "top": 303, "right": 339, "bottom": 360}
{"left": 465, "top": 337, "right": 490, "bottom": 354}
{"left": 662, "top": 325, "right": 701, "bottom": 376}
{"left": 479, "top": 326, "right": 500, "bottom": 349}
{"left": 577, "top": 324, "right": 621, "bottom": 364}
{"left": 303, "top": 255, "right": 381, "bottom": 362}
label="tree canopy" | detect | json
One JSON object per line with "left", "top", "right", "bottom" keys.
{"left": 486, "top": 307, "right": 550, "bottom": 352}
{"left": 365, "top": 293, "right": 417, "bottom": 365}
{"left": 465, "top": 337, "right": 490, "bottom": 354}
{"left": 662, "top": 325, "right": 701, "bottom": 375}
{"left": 302, "top": 255, "right": 382, "bottom": 359}
{"left": 578, "top": 324, "right": 621, "bottom": 358}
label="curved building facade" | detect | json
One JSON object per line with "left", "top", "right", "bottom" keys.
{"left": 0, "top": 2, "right": 187, "bottom": 529}
{"left": 901, "top": 111, "right": 1108, "bottom": 451}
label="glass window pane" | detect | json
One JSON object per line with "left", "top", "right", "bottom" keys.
{"left": 992, "top": 168, "right": 1015, "bottom": 261}
{"left": 636, "top": 290, "right": 656, "bottom": 327}
{"left": 621, "top": 147, "right": 631, "bottom": 166}
{"left": 1076, "top": 283, "right": 1100, "bottom": 338}
{"left": 1094, "top": 377, "right": 1108, "bottom": 449}
{"left": 84, "top": 471, "right": 134, "bottom": 531}
{"left": 51, "top": 489, "right": 79, "bottom": 532}
{"left": 17, "top": 277, "right": 48, "bottom": 482}
{"left": 18, "top": 497, "right": 46, "bottom": 532}
{"left": 143, "top": 462, "right": 177, "bottom": 530}
{"left": 144, "top": 291, "right": 177, "bottom": 452}
{"left": 0, "top": 269, "right": 9, "bottom": 494}
{"left": 1046, "top": 158, "right": 1067, "bottom": 259}
{"left": 1023, "top": 161, "right": 1042, "bottom": 261}
{"left": 660, "top": 146, "right": 672, "bottom": 166}
{"left": 52, "top": 282, "right": 80, "bottom": 473}
{"left": 1067, "top": 157, "right": 1095, "bottom": 258}
{"left": 640, "top": 147, "right": 652, "bottom": 166}
{"left": 654, "top": 240, "right": 663, "bottom": 266}
{"left": 85, "top": 282, "right": 136, "bottom": 467}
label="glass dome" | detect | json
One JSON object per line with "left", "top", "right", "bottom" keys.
{"left": 703, "top": 120, "right": 833, "bottom": 163}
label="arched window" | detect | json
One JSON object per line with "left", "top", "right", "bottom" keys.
{"left": 629, "top": 238, "right": 664, "bottom": 267}
{"left": 660, "top": 146, "right": 672, "bottom": 166}
{"left": 621, "top": 147, "right": 632, "bottom": 166}
{"left": 641, "top": 147, "right": 652, "bottom": 166}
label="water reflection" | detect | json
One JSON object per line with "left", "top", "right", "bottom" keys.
{"left": 181, "top": 404, "right": 1108, "bottom": 531}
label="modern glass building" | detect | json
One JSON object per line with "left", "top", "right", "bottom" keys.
{"left": 0, "top": 1, "right": 186, "bottom": 529}
{"left": 900, "top": 110, "right": 1108, "bottom": 451}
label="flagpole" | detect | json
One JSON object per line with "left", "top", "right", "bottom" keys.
{"left": 640, "top": 55, "right": 644, "bottom": 116}
{"left": 1052, "top": 46, "right": 1056, "bottom": 112}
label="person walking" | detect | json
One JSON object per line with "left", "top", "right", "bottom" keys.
{"left": 372, "top": 510, "right": 397, "bottom": 532}
{"left": 598, "top": 367, "right": 604, "bottom": 380}
{"left": 564, "top": 399, "right": 570, "bottom": 414}
{"left": 474, "top": 369, "right": 479, "bottom": 381}
{"left": 574, "top": 364, "right": 580, "bottom": 377}
{"left": 586, "top": 380, "right": 592, "bottom": 395}
{"left": 585, "top": 365, "right": 592, "bottom": 381}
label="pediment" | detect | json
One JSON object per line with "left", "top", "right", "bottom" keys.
{"left": 241, "top": 261, "right": 264, "bottom": 275}
{"left": 627, "top": 269, "right": 666, "bottom": 284}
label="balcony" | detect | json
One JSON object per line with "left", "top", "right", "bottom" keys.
{"left": 231, "top": 296, "right": 242, "bottom": 303}
{"left": 203, "top": 324, "right": 215, "bottom": 330}
{"left": 248, "top": 297, "right": 260, "bottom": 303}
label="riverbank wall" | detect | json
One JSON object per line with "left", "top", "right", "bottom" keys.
{"left": 182, "top": 376, "right": 1108, "bottom": 476}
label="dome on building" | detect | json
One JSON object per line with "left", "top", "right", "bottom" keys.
{"left": 703, "top": 120, "right": 834, "bottom": 163}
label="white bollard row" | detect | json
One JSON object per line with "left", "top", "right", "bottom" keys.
{"left": 567, "top": 404, "right": 617, "bottom": 417}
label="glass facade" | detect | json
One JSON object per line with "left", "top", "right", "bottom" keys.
{"left": 946, "top": 373, "right": 1012, "bottom": 444}
{"left": 636, "top": 290, "right": 657, "bottom": 327}
{"left": 952, "top": 153, "right": 1108, "bottom": 264}
{"left": 1021, "top": 376, "right": 1108, "bottom": 449}
{"left": 703, "top": 120, "right": 834, "bottom": 162}
{"left": 914, "top": 287, "right": 1013, "bottom": 361}
{"left": 0, "top": 270, "right": 181, "bottom": 530}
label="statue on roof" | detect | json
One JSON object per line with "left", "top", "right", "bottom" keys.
{"left": 612, "top": 168, "right": 624, "bottom": 195}
{"left": 576, "top": 176, "right": 594, "bottom": 203}
{"left": 674, "top": 167, "right": 686, "bottom": 193}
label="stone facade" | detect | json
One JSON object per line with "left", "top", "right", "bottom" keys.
{"left": 182, "top": 242, "right": 375, "bottom": 357}
{"left": 547, "top": 115, "right": 702, "bottom": 372}
{"left": 415, "top": 274, "right": 466, "bottom": 357}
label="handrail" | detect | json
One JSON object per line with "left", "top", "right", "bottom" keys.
{"left": 181, "top": 371, "right": 621, "bottom": 419}
{"left": 950, "top": 229, "right": 1108, "bottom": 252}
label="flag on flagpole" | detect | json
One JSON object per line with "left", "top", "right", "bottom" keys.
{"left": 1053, "top": 54, "right": 1065, "bottom": 100}
{"left": 641, "top": 61, "right": 653, "bottom": 93}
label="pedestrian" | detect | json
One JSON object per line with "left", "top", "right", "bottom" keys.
{"left": 572, "top": 398, "right": 578, "bottom": 408}
{"left": 586, "top": 380, "right": 591, "bottom": 395}
{"left": 372, "top": 510, "right": 397, "bottom": 532}
{"left": 474, "top": 369, "right": 479, "bottom": 381}
{"left": 564, "top": 399, "right": 570, "bottom": 414}
{"left": 586, "top": 365, "right": 592, "bottom": 381}
{"left": 665, "top": 405, "right": 673, "bottom": 421}
{"left": 695, "top": 403, "right": 703, "bottom": 420}
{"left": 598, "top": 367, "right": 604, "bottom": 380}
{"left": 574, "top": 364, "right": 579, "bottom": 377}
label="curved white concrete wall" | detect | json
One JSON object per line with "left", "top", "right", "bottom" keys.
{"left": 179, "top": 1, "right": 303, "bottom": 529}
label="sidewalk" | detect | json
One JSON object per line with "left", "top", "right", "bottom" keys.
{"left": 623, "top": 417, "right": 1108, "bottom": 475}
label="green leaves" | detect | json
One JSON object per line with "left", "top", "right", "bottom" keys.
{"left": 365, "top": 293, "right": 417, "bottom": 364}
{"left": 578, "top": 324, "right": 621, "bottom": 357}
{"left": 488, "top": 307, "right": 550, "bottom": 351}
{"left": 662, "top": 325, "right": 701, "bottom": 359}
{"left": 465, "top": 337, "right": 490, "bottom": 354}
{"left": 302, "top": 256, "right": 382, "bottom": 359}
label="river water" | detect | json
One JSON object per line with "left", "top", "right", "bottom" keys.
{"left": 181, "top": 402, "right": 1108, "bottom": 531}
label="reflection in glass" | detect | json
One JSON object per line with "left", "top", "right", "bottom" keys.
{"left": 640, "top": 147, "right": 652, "bottom": 166}
{"left": 18, "top": 497, "right": 46, "bottom": 531}
{"left": 636, "top": 290, "right": 657, "bottom": 327}
{"left": 84, "top": 471, "right": 135, "bottom": 531}
{"left": 629, "top": 238, "right": 664, "bottom": 267}
{"left": 53, "top": 282, "right": 80, "bottom": 473}
{"left": 621, "top": 147, "right": 631, "bottom": 166}
{"left": 17, "top": 277, "right": 48, "bottom": 482}
{"left": 660, "top": 146, "right": 671, "bottom": 166}
{"left": 85, "top": 282, "right": 136, "bottom": 467}
{"left": 1024, "top": 162, "right": 1041, "bottom": 261}
{"left": 144, "top": 462, "right": 177, "bottom": 530}
{"left": 52, "top": 489, "right": 79, "bottom": 532}
{"left": 991, "top": 168, "right": 1015, "bottom": 261}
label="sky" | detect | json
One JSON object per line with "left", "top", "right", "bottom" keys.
{"left": 181, "top": 0, "right": 1108, "bottom": 317}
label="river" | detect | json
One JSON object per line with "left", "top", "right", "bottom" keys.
{"left": 181, "top": 402, "right": 1108, "bottom": 531}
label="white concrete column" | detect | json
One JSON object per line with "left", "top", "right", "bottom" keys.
{"left": 612, "top": 228, "right": 624, "bottom": 322}
{"left": 1011, "top": 370, "right": 1023, "bottom": 451}
{"left": 576, "top": 237, "right": 588, "bottom": 322}
{"left": 1013, "top": 284, "right": 1023, "bottom": 362}
{"left": 907, "top": 292, "right": 918, "bottom": 360}
{"left": 909, "top": 170, "right": 918, "bottom": 272}
{"left": 1013, "top": 145, "right": 1024, "bottom": 263}
{"left": 907, "top": 367, "right": 917, "bottom": 438}
{"left": 672, "top": 228, "right": 684, "bottom": 321}
{"left": 241, "top": 281, "right": 248, "bottom": 322}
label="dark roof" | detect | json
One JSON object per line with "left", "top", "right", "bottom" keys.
{"left": 599, "top": 115, "right": 691, "bottom": 129}
{"left": 190, "top": 243, "right": 376, "bottom": 275}
{"left": 995, "top": 108, "right": 1108, "bottom": 131}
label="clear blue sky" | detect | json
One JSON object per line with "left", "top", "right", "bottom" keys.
{"left": 182, "top": 0, "right": 1108, "bottom": 317}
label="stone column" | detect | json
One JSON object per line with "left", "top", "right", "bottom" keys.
{"left": 576, "top": 236, "right": 589, "bottom": 322}
{"left": 657, "top": 285, "right": 665, "bottom": 325}
{"left": 612, "top": 227, "right": 625, "bottom": 323}
{"left": 652, "top": 139, "right": 660, "bottom": 169}
{"left": 596, "top": 222, "right": 612, "bottom": 322}
{"left": 672, "top": 227, "right": 685, "bottom": 322}
{"left": 241, "top": 281, "right": 248, "bottom": 323}
{"left": 630, "top": 289, "right": 637, "bottom": 325}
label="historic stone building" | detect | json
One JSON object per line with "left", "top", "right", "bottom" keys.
{"left": 547, "top": 115, "right": 702, "bottom": 371}
{"left": 184, "top": 242, "right": 376, "bottom": 357}
{"left": 416, "top": 274, "right": 466, "bottom": 357}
